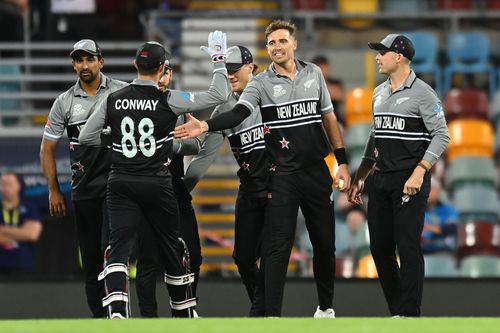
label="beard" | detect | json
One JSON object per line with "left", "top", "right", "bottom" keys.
{"left": 79, "top": 70, "right": 98, "bottom": 84}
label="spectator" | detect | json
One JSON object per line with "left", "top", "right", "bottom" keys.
{"left": 421, "top": 177, "right": 458, "bottom": 254}
{"left": 341, "top": 205, "right": 370, "bottom": 260}
{"left": 0, "top": 171, "right": 43, "bottom": 275}
{"left": 312, "top": 55, "right": 345, "bottom": 127}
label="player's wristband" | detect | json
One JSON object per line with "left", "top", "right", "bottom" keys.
{"left": 417, "top": 161, "right": 430, "bottom": 173}
{"left": 334, "top": 148, "right": 348, "bottom": 165}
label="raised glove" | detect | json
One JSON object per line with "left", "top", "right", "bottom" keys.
{"left": 200, "top": 30, "right": 227, "bottom": 63}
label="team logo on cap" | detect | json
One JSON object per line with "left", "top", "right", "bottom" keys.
{"left": 140, "top": 51, "right": 148, "bottom": 58}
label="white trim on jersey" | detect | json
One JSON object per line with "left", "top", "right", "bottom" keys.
{"left": 43, "top": 132, "right": 62, "bottom": 140}
{"left": 261, "top": 97, "right": 319, "bottom": 108}
{"left": 264, "top": 114, "right": 321, "bottom": 126}
{"left": 374, "top": 135, "right": 432, "bottom": 142}
{"left": 269, "top": 119, "right": 323, "bottom": 130}
{"left": 226, "top": 123, "right": 263, "bottom": 137}
{"left": 376, "top": 129, "right": 431, "bottom": 137}
{"left": 425, "top": 150, "right": 440, "bottom": 158}
{"left": 237, "top": 99, "right": 256, "bottom": 113}
{"left": 374, "top": 112, "right": 422, "bottom": 119}
{"left": 67, "top": 119, "right": 88, "bottom": 126}
{"left": 233, "top": 142, "right": 266, "bottom": 155}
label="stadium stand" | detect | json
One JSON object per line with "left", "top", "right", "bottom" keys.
{"left": 444, "top": 89, "right": 489, "bottom": 122}
{"left": 3, "top": 0, "right": 500, "bottom": 282}
{"left": 424, "top": 253, "right": 459, "bottom": 277}
{"left": 443, "top": 32, "right": 496, "bottom": 98}
{"left": 403, "top": 31, "right": 442, "bottom": 95}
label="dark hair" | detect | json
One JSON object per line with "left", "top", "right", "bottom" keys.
{"left": 137, "top": 64, "right": 162, "bottom": 76}
{"left": 1, "top": 170, "right": 25, "bottom": 195}
{"left": 265, "top": 20, "right": 297, "bottom": 40}
{"left": 344, "top": 205, "right": 367, "bottom": 218}
{"left": 312, "top": 55, "right": 329, "bottom": 65}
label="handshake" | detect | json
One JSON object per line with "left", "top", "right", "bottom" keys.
{"left": 201, "top": 30, "right": 227, "bottom": 64}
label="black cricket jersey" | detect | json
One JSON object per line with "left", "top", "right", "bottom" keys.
{"left": 238, "top": 60, "right": 334, "bottom": 175}
{"left": 363, "top": 71, "right": 450, "bottom": 172}
{"left": 106, "top": 84, "right": 177, "bottom": 180}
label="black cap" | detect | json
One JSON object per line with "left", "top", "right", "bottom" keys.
{"left": 70, "top": 39, "right": 101, "bottom": 58}
{"left": 226, "top": 45, "right": 257, "bottom": 73}
{"left": 135, "top": 41, "right": 171, "bottom": 70}
{"left": 368, "top": 34, "right": 415, "bottom": 61}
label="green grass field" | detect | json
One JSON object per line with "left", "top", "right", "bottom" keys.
{"left": 1, "top": 318, "right": 499, "bottom": 333}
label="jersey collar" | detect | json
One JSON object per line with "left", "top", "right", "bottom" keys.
{"left": 384, "top": 70, "right": 417, "bottom": 93}
{"left": 131, "top": 78, "right": 159, "bottom": 89}
{"left": 73, "top": 73, "right": 109, "bottom": 97}
{"left": 268, "top": 59, "right": 306, "bottom": 78}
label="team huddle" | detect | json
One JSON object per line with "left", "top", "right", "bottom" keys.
{"left": 40, "top": 19, "right": 449, "bottom": 319}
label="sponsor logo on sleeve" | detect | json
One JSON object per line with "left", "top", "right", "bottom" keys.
{"left": 434, "top": 101, "right": 444, "bottom": 118}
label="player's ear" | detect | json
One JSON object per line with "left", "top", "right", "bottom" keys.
{"left": 133, "top": 60, "right": 138, "bottom": 71}
{"left": 98, "top": 56, "right": 104, "bottom": 69}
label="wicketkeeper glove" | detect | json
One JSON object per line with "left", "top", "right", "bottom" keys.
{"left": 200, "top": 30, "right": 227, "bottom": 64}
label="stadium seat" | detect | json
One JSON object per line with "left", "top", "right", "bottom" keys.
{"left": 443, "top": 32, "right": 496, "bottom": 98}
{"left": 403, "top": 31, "right": 442, "bottom": 95}
{"left": 345, "top": 123, "right": 372, "bottom": 167}
{"left": 436, "top": 0, "right": 473, "bottom": 10}
{"left": 486, "top": 0, "right": 500, "bottom": 9}
{"left": 336, "top": 256, "right": 355, "bottom": 278}
{"left": 355, "top": 255, "right": 378, "bottom": 278}
{"left": 383, "top": 0, "right": 423, "bottom": 12}
{"left": 0, "top": 64, "right": 22, "bottom": 126}
{"left": 293, "top": 0, "right": 325, "bottom": 9}
{"left": 459, "top": 255, "right": 500, "bottom": 278}
{"left": 345, "top": 88, "right": 373, "bottom": 127}
{"left": 424, "top": 253, "right": 458, "bottom": 277}
{"left": 447, "top": 119, "right": 494, "bottom": 162}
{"left": 444, "top": 89, "right": 489, "bottom": 122}
{"left": 457, "top": 221, "right": 500, "bottom": 259}
{"left": 489, "top": 90, "right": 500, "bottom": 123}
{"left": 446, "top": 156, "right": 496, "bottom": 190}
{"left": 453, "top": 184, "right": 499, "bottom": 221}
{"left": 337, "top": 0, "right": 379, "bottom": 29}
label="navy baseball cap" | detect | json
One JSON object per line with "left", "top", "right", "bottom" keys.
{"left": 70, "top": 39, "right": 101, "bottom": 58}
{"left": 226, "top": 45, "right": 257, "bottom": 73}
{"left": 368, "top": 34, "right": 415, "bottom": 61}
{"left": 135, "top": 41, "right": 171, "bottom": 70}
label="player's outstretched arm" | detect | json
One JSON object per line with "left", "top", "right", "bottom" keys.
{"left": 175, "top": 114, "right": 208, "bottom": 139}
{"left": 168, "top": 30, "right": 230, "bottom": 115}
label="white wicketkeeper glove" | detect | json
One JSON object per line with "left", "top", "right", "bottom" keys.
{"left": 200, "top": 30, "right": 227, "bottom": 64}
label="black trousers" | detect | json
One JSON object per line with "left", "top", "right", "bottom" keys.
{"left": 105, "top": 176, "right": 188, "bottom": 316}
{"left": 367, "top": 169, "right": 431, "bottom": 317}
{"left": 135, "top": 176, "right": 202, "bottom": 317}
{"left": 260, "top": 161, "right": 335, "bottom": 316}
{"left": 233, "top": 193, "right": 266, "bottom": 315}
{"left": 73, "top": 198, "right": 108, "bottom": 318}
